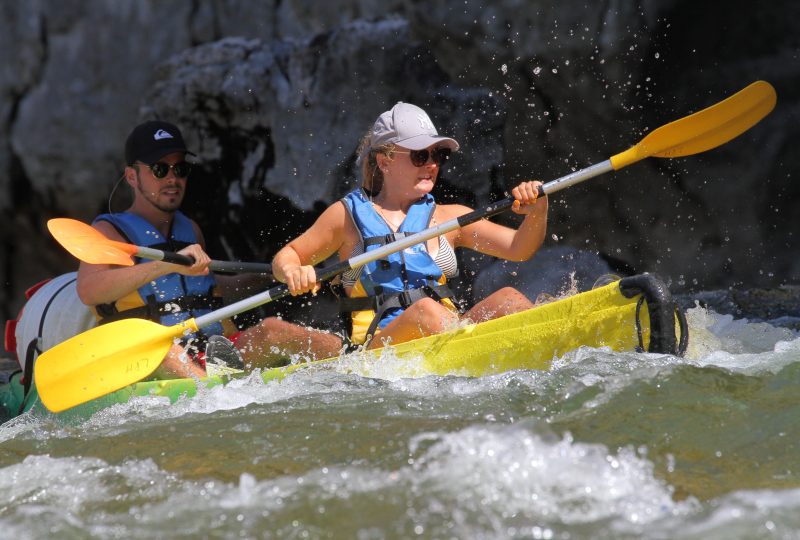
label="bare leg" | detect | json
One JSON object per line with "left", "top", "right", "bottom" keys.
{"left": 236, "top": 317, "right": 343, "bottom": 369}
{"left": 463, "top": 286, "right": 534, "bottom": 324}
{"left": 367, "top": 298, "right": 459, "bottom": 350}
{"left": 154, "top": 343, "right": 207, "bottom": 379}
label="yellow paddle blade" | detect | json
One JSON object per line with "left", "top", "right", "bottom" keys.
{"left": 610, "top": 80, "right": 776, "bottom": 169}
{"left": 34, "top": 317, "right": 199, "bottom": 412}
{"left": 48, "top": 218, "right": 137, "bottom": 266}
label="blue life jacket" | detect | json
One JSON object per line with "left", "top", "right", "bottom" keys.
{"left": 92, "top": 211, "right": 225, "bottom": 338}
{"left": 339, "top": 189, "right": 456, "bottom": 343}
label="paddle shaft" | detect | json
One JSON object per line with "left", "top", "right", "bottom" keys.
{"left": 136, "top": 246, "right": 272, "bottom": 275}
{"left": 67, "top": 158, "right": 610, "bottom": 281}
{"left": 119, "top": 161, "right": 608, "bottom": 279}
{"left": 192, "top": 160, "right": 612, "bottom": 329}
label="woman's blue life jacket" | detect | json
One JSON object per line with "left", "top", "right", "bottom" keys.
{"left": 339, "top": 189, "right": 458, "bottom": 344}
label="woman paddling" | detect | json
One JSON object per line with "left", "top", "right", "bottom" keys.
{"left": 272, "top": 102, "right": 548, "bottom": 349}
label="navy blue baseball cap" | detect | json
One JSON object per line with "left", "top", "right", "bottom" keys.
{"left": 125, "top": 120, "right": 195, "bottom": 165}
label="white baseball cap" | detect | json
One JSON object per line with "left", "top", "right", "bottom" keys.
{"left": 369, "top": 102, "right": 460, "bottom": 151}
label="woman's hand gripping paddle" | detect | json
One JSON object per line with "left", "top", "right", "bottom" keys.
{"left": 47, "top": 218, "right": 273, "bottom": 275}
{"left": 34, "top": 80, "right": 776, "bottom": 413}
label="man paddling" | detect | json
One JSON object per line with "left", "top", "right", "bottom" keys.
{"left": 76, "top": 120, "right": 342, "bottom": 377}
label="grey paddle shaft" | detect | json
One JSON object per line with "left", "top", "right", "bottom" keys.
{"left": 541, "top": 160, "right": 613, "bottom": 195}
{"left": 135, "top": 246, "right": 272, "bottom": 274}
{"left": 195, "top": 159, "right": 615, "bottom": 329}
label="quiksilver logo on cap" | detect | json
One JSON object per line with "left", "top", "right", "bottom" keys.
{"left": 154, "top": 129, "right": 174, "bottom": 141}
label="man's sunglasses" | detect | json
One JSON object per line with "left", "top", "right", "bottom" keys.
{"left": 140, "top": 161, "right": 192, "bottom": 179}
{"left": 394, "top": 147, "right": 452, "bottom": 167}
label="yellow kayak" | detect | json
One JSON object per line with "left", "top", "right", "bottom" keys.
{"left": 263, "top": 273, "right": 685, "bottom": 382}
{"left": 1, "top": 274, "right": 686, "bottom": 421}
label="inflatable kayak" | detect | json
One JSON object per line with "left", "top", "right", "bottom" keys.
{"left": 1, "top": 273, "right": 687, "bottom": 422}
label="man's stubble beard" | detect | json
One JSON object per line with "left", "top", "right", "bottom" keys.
{"left": 135, "top": 174, "right": 183, "bottom": 213}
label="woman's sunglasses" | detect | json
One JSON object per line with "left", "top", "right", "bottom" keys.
{"left": 140, "top": 161, "right": 192, "bottom": 179}
{"left": 394, "top": 147, "right": 452, "bottom": 167}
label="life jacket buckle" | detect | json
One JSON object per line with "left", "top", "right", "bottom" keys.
{"left": 398, "top": 291, "right": 415, "bottom": 308}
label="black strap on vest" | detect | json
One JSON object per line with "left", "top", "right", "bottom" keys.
{"left": 339, "top": 282, "right": 458, "bottom": 344}
{"left": 95, "top": 290, "right": 224, "bottom": 326}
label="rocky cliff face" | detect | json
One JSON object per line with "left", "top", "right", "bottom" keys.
{"left": 2, "top": 0, "right": 798, "bottom": 325}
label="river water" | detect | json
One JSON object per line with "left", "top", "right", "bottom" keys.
{"left": 0, "top": 302, "right": 798, "bottom": 539}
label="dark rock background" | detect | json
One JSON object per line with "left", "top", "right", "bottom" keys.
{"left": 2, "top": 1, "right": 798, "bottom": 329}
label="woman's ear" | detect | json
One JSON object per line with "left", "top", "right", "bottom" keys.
{"left": 375, "top": 152, "right": 389, "bottom": 171}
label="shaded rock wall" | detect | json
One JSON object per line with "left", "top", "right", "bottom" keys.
{"left": 2, "top": 0, "right": 798, "bottom": 326}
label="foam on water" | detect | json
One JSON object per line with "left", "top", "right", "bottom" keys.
{"left": 658, "top": 488, "right": 800, "bottom": 539}
{"left": 684, "top": 304, "right": 800, "bottom": 373}
{"left": 2, "top": 425, "right": 798, "bottom": 539}
{"left": 77, "top": 368, "right": 370, "bottom": 430}
{"left": 404, "top": 421, "right": 695, "bottom": 527}
{"left": 337, "top": 347, "right": 429, "bottom": 381}
{"left": 0, "top": 454, "right": 185, "bottom": 538}
{"left": 0, "top": 424, "right": 696, "bottom": 538}
{"left": 0, "top": 413, "right": 48, "bottom": 444}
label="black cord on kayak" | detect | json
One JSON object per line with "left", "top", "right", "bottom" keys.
{"left": 633, "top": 296, "right": 645, "bottom": 353}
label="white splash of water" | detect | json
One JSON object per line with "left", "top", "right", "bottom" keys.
{"left": 684, "top": 304, "right": 800, "bottom": 374}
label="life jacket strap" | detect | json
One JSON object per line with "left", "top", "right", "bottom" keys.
{"left": 95, "top": 291, "right": 224, "bottom": 325}
{"left": 339, "top": 283, "right": 458, "bottom": 344}
{"left": 337, "top": 283, "right": 453, "bottom": 312}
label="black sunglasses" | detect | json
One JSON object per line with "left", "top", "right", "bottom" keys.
{"left": 140, "top": 161, "right": 192, "bottom": 179}
{"left": 395, "top": 147, "right": 452, "bottom": 167}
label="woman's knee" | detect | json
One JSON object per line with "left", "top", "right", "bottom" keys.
{"left": 409, "top": 298, "right": 457, "bottom": 331}
{"left": 496, "top": 286, "right": 526, "bottom": 298}
{"left": 465, "top": 287, "right": 533, "bottom": 323}
{"left": 495, "top": 287, "right": 533, "bottom": 307}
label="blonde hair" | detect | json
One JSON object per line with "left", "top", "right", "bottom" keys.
{"left": 357, "top": 132, "right": 397, "bottom": 196}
